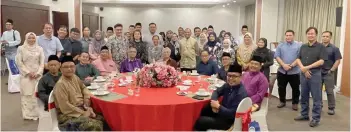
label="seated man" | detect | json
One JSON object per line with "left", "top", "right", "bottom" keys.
{"left": 38, "top": 55, "right": 61, "bottom": 111}
{"left": 158, "top": 47, "right": 177, "bottom": 69}
{"left": 120, "top": 46, "right": 143, "bottom": 73}
{"left": 217, "top": 52, "right": 232, "bottom": 81}
{"left": 92, "top": 46, "right": 117, "bottom": 76}
{"left": 194, "top": 64, "right": 248, "bottom": 131}
{"left": 197, "top": 50, "right": 218, "bottom": 76}
{"left": 242, "top": 55, "right": 269, "bottom": 112}
{"left": 76, "top": 52, "right": 100, "bottom": 86}
{"left": 53, "top": 56, "right": 108, "bottom": 131}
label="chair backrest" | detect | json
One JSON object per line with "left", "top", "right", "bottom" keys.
{"left": 5, "top": 58, "right": 13, "bottom": 75}
{"left": 48, "top": 91, "right": 59, "bottom": 129}
{"left": 232, "top": 97, "right": 252, "bottom": 131}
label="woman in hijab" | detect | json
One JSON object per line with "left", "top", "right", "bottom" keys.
{"left": 218, "top": 30, "right": 226, "bottom": 44}
{"left": 16, "top": 32, "right": 45, "bottom": 120}
{"left": 217, "top": 39, "right": 236, "bottom": 66}
{"left": 169, "top": 33, "right": 181, "bottom": 62}
{"left": 236, "top": 32, "right": 257, "bottom": 70}
{"left": 223, "top": 32, "right": 238, "bottom": 50}
{"left": 252, "top": 38, "right": 273, "bottom": 80}
{"left": 164, "top": 30, "right": 173, "bottom": 47}
{"left": 89, "top": 30, "right": 106, "bottom": 61}
{"left": 203, "top": 32, "right": 221, "bottom": 62}
{"left": 130, "top": 30, "right": 148, "bottom": 64}
{"left": 196, "top": 33, "right": 208, "bottom": 64}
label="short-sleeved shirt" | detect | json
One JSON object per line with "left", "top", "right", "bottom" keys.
{"left": 322, "top": 43, "right": 342, "bottom": 74}
{"left": 274, "top": 41, "right": 302, "bottom": 75}
{"left": 298, "top": 42, "right": 328, "bottom": 72}
{"left": 37, "top": 35, "right": 64, "bottom": 63}
{"left": 59, "top": 38, "right": 72, "bottom": 56}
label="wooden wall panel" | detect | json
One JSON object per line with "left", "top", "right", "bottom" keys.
{"left": 74, "top": 0, "right": 81, "bottom": 30}
{"left": 255, "top": 0, "right": 262, "bottom": 40}
{"left": 341, "top": 1, "right": 350, "bottom": 97}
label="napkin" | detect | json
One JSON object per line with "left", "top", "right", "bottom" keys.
{"left": 93, "top": 92, "right": 127, "bottom": 102}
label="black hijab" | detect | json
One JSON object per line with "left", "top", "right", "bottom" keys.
{"left": 207, "top": 32, "right": 218, "bottom": 47}
{"left": 255, "top": 38, "right": 270, "bottom": 55}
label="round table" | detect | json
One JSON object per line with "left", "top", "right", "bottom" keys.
{"left": 91, "top": 75, "right": 211, "bottom": 131}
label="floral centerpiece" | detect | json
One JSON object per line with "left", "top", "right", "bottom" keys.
{"left": 136, "top": 63, "right": 179, "bottom": 88}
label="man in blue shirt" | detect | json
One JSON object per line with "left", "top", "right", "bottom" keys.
{"left": 321, "top": 31, "right": 342, "bottom": 115}
{"left": 197, "top": 50, "right": 218, "bottom": 76}
{"left": 194, "top": 64, "right": 248, "bottom": 131}
{"left": 274, "top": 30, "right": 302, "bottom": 110}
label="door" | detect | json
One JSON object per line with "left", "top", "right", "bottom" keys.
{"left": 82, "top": 12, "right": 99, "bottom": 36}
{"left": 52, "top": 11, "right": 69, "bottom": 37}
{"left": 100, "top": 16, "right": 103, "bottom": 31}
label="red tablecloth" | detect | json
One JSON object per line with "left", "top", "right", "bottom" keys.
{"left": 91, "top": 75, "right": 211, "bottom": 131}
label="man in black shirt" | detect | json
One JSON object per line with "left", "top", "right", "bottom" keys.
{"left": 294, "top": 27, "right": 328, "bottom": 127}
{"left": 68, "top": 28, "right": 83, "bottom": 64}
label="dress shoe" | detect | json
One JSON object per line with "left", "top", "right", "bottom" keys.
{"left": 309, "top": 120, "right": 319, "bottom": 127}
{"left": 292, "top": 104, "right": 298, "bottom": 111}
{"left": 277, "top": 103, "right": 286, "bottom": 108}
{"left": 328, "top": 109, "right": 335, "bottom": 115}
{"left": 294, "top": 116, "right": 309, "bottom": 121}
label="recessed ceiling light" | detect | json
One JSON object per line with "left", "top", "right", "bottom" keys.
{"left": 233, "top": 1, "right": 236, "bottom": 2}
{"left": 223, "top": 5, "right": 225, "bottom": 7}
{"left": 227, "top": 3, "right": 230, "bottom": 5}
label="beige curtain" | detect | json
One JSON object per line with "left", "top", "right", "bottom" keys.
{"left": 245, "top": 4, "right": 256, "bottom": 38}
{"left": 283, "top": 0, "right": 343, "bottom": 47}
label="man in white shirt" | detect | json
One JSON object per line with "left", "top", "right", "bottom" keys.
{"left": 1, "top": 19, "right": 21, "bottom": 61}
{"left": 143, "top": 23, "right": 163, "bottom": 48}
{"left": 236, "top": 25, "right": 248, "bottom": 45}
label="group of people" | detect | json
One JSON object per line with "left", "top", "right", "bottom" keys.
{"left": 0, "top": 17, "right": 342, "bottom": 131}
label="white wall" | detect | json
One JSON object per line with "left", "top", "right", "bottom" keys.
{"left": 83, "top": 5, "right": 241, "bottom": 37}
{"left": 260, "top": 0, "right": 280, "bottom": 49}
{"left": 9, "top": 0, "right": 76, "bottom": 29}
{"left": 238, "top": 5, "right": 246, "bottom": 35}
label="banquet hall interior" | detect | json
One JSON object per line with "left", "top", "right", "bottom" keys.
{"left": 0, "top": 0, "right": 350, "bottom": 131}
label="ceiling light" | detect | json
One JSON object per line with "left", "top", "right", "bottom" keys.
{"left": 227, "top": 3, "right": 230, "bottom": 5}
{"left": 233, "top": 1, "right": 236, "bottom": 2}
{"left": 223, "top": 5, "right": 225, "bottom": 7}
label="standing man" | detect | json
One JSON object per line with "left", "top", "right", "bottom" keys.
{"left": 106, "top": 23, "right": 128, "bottom": 70}
{"left": 321, "top": 31, "right": 342, "bottom": 115}
{"left": 135, "top": 22, "right": 142, "bottom": 32}
{"left": 37, "top": 23, "right": 63, "bottom": 68}
{"left": 143, "top": 23, "right": 163, "bottom": 48}
{"left": 105, "top": 27, "right": 114, "bottom": 42}
{"left": 129, "top": 25, "right": 135, "bottom": 35}
{"left": 193, "top": 27, "right": 202, "bottom": 42}
{"left": 274, "top": 30, "right": 302, "bottom": 110}
{"left": 179, "top": 28, "right": 198, "bottom": 72}
{"left": 57, "top": 25, "right": 72, "bottom": 57}
{"left": 178, "top": 27, "right": 185, "bottom": 40}
{"left": 207, "top": 25, "right": 214, "bottom": 35}
{"left": 236, "top": 25, "right": 248, "bottom": 45}
{"left": 1, "top": 19, "right": 21, "bottom": 61}
{"left": 294, "top": 27, "right": 327, "bottom": 127}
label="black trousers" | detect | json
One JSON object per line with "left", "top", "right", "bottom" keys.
{"left": 277, "top": 72, "right": 300, "bottom": 104}
{"left": 181, "top": 68, "right": 195, "bottom": 72}
{"left": 193, "top": 104, "right": 234, "bottom": 131}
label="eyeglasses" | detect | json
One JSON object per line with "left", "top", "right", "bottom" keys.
{"left": 227, "top": 74, "right": 240, "bottom": 78}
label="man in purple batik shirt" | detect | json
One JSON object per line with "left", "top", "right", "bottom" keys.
{"left": 120, "top": 46, "right": 143, "bottom": 73}
{"left": 241, "top": 55, "right": 269, "bottom": 112}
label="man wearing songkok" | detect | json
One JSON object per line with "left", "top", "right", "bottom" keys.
{"left": 120, "top": 46, "right": 143, "bottom": 73}
{"left": 75, "top": 52, "right": 100, "bottom": 86}
{"left": 217, "top": 52, "right": 232, "bottom": 81}
{"left": 196, "top": 50, "right": 218, "bottom": 76}
{"left": 194, "top": 64, "right": 248, "bottom": 131}
{"left": 241, "top": 55, "right": 269, "bottom": 112}
{"left": 38, "top": 55, "right": 61, "bottom": 111}
{"left": 53, "top": 56, "right": 108, "bottom": 131}
{"left": 92, "top": 46, "right": 117, "bottom": 76}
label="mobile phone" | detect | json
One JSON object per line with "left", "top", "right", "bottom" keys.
{"left": 192, "top": 95, "right": 204, "bottom": 100}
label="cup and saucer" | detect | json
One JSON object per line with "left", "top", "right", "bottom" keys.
{"left": 183, "top": 80, "right": 192, "bottom": 86}
{"left": 94, "top": 76, "right": 106, "bottom": 83}
{"left": 91, "top": 89, "right": 110, "bottom": 96}
{"left": 190, "top": 70, "right": 200, "bottom": 76}
{"left": 87, "top": 83, "right": 99, "bottom": 90}
{"left": 195, "top": 88, "right": 210, "bottom": 97}
{"left": 125, "top": 76, "right": 133, "bottom": 83}
{"left": 176, "top": 86, "right": 189, "bottom": 96}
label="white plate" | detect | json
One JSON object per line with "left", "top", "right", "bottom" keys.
{"left": 190, "top": 73, "right": 200, "bottom": 76}
{"left": 118, "top": 83, "right": 127, "bottom": 87}
{"left": 94, "top": 79, "right": 106, "bottom": 82}
{"left": 87, "top": 85, "right": 99, "bottom": 90}
{"left": 183, "top": 83, "right": 192, "bottom": 86}
{"left": 91, "top": 91, "right": 110, "bottom": 96}
{"left": 195, "top": 92, "right": 211, "bottom": 97}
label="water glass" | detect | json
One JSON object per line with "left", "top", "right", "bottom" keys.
{"left": 135, "top": 86, "right": 140, "bottom": 96}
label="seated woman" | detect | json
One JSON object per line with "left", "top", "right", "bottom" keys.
{"left": 194, "top": 64, "right": 248, "bottom": 131}
{"left": 76, "top": 52, "right": 100, "bottom": 86}
{"left": 158, "top": 47, "right": 177, "bottom": 69}
{"left": 120, "top": 46, "right": 143, "bottom": 73}
{"left": 196, "top": 50, "right": 218, "bottom": 76}
{"left": 241, "top": 55, "right": 269, "bottom": 112}
{"left": 92, "top": 46, "right": 117, "bottom": 76}
{"left": 217, "top": 52, "right": 232, "bottom": 81}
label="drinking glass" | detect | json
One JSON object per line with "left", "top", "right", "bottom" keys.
{"left": 135, "top": 85, "right": 140, "bottom": 96}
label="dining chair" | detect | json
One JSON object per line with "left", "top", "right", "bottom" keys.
{"left": 48, "top": 91, "right": 60, "bottom": 131}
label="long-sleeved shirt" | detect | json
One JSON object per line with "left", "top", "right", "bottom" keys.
{"left": 80, "top": 37, "right": 92, "bottom": 53}
{"left": 274, "top": 41, "right": 302, "bottom": 75}
{"left": 37, "top": 35, "right": 63, "bottom": 63}
{"left": 179, "top": 37, "right": 198, "bottom": 69}
{"left": 75, "top": 63, "right": 100, "bottom": 81}
{"left": 143, "top": 32, "right": 164, "bottom": 48}
{"left": 1, "top": 29, "right": 21, "bottom": 59}
{"left": 217, "top": 66, "right": 228, "bottom": 81}
{"left": 148, "top": 45, "right": 163, "bottom": 63}
{"left": 53, "top": 75, "right": 90, "bottom": 118}
{"left": 211, "top": 83, "right": 248, "bottom": 119}
{"left": 252, "top": 49, "right": 273, "bottom": 80}
{"left": 196, "top": 60, "right": 219, "bottom": 76}
{"left": 241, "top": 72, "right": 268, "bottom": 106}
{"left": 92, "top": 57, "right": 117, "bottom": 76}
{"left": 130, "top": 41, "right": 148, "bottom": 63}
{"left": 120, "top": 58, "right": 143, "bottom": 73}
{"left": 38, "top": 72, "right": 61, "bottom": 111}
